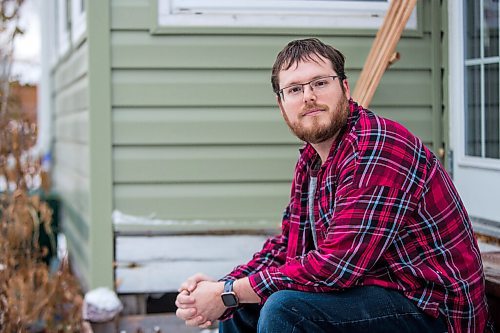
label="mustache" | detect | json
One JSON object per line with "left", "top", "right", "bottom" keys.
{"left": 301, "top": 103, "right": 329, "bottom": 116}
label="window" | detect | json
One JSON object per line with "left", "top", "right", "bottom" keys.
{"left": 464, "top": 0, "right": 499, "bottom": 159}
{"left": 157, "top": 0, "right": 417, "bottom": 30}
{"left": 46, "top": 0, "right": 58, "bottom": 67}
{"left": 56, "top": 0, "right": 70, "bottom": 56}
{"left": 71, "top": 0, "right": 86, "bottom": 44}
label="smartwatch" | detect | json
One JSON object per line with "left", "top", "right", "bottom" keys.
{"left": 221, "top": 280, "right": 239, "bottom": 308}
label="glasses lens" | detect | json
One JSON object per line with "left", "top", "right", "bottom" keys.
{"left": 311, "top": 77, "right": 332, "bottom": 89}
{"left": 284, "top": 85, "right": 303, "bottom": 98}
{"left": 281, "top": 76, "right": 336, "bottom": 101}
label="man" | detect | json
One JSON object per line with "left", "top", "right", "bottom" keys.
{"left": 176, "top": 38, "right": 493, "bottom": 332}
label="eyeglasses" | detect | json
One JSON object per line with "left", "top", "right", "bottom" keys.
{"left": 278, "top": 75, "right": 342, "bottom": 102}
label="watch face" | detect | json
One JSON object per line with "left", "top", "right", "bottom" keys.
{"left": 221, "top": 292, "right": 238, "bottom": 307}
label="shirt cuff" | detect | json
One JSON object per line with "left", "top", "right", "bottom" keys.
{"left": 248, "top": 268, "right": 284, "bottom": 302}
{"left": 218, "top": 275, "right": 237, "bottom": 282}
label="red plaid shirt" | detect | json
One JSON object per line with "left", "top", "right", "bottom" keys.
{"left": 222, "top": 100, "right": 492, "bottom": 332}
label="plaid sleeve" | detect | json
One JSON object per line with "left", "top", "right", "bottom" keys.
{"left": 248, "top": 185, "right": 419, "bottom": 300}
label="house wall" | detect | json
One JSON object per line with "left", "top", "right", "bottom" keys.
{"left": 110, "top": 0, "right": 444, "bottom": 233}
{"left": 49, "top": 0, "right": 446, "bottom": 292}
{"left": 441, "top": 0, "right": 450, "bottom": 171}
{"left": 51, "top": 1, "right": 113, "bottom": 291}
{"left": 52, "top": 41, "right": 92, "bottom": 288}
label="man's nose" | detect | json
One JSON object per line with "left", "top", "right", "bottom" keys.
{"left": 302, "top": 84, "right": 317, "bottom": 102}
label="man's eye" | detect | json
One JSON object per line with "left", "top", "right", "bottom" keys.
{"left": 313, "top": 79, "right": 329, "bottom": 88}
{"left": 287, "top": 86, "right": 303, "bottom": 95}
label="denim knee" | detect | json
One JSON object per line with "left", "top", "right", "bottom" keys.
{"left": 257, "top": 291, "right": 301, "bottom": 332}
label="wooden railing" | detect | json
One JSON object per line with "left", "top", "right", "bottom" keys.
{"left": 352, "top": 0, "right": 417, "bottom": 108}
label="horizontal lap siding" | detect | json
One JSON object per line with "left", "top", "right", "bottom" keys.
{"left": 115, "top": 183, "right": 290, "bottom": 223}
{"left": 113, "top": 107, "right": 296, "bottom": 145}
{"left": 110, "top": 0, "right": 438, "bottom": 231}
{"left": 112, "top": 69, "right": 431, "bottom": 107}
{"left": 114, "top": 145, "right": 298, "bottom": 183}
{"left": 52, "top": 41, "right": 91, "bottom": 288}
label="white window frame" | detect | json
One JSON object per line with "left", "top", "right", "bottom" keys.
{"left": 449, "top": 0, "right": 500, "bottom": 171}
{"left": 71, "top": 0, "right": 86, "bottom": 44}
{"left": 158, "top": 0, "right": 417, "bottom": 30}
{"left": 46, "top": 0, "right": 58, "bottom": 67}
{"left": 56, "top": 0, "right": 70, "bottom": 57}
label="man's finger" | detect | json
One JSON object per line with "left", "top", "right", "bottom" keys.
{"left": 184, "top": 275, "right": 205, "bottom": 292}
{"left": 179, "top": 279, "right": 197, "bottom": 292}
{"left": 179, "top": 281, "right": 193, "bottom": 293}
{"left": 176, "top": 292, "right": 195, "bottom": 305}
{"left": 198, "top": 321, "right": 212, "bottom": 329}
{"left": 182, "top": 273, "right": 213, "bottom": 293}
{"left": 185, "top": 315, "right": 206, "bottom": 327}
{"left": 178, "top": 283, "right": 190, "bottom": 293}
{"left": 175, "top": 307, "right": 197, "bottom": 321}
{"left": 175, "top": 299, "right": 195, "bottom": 309}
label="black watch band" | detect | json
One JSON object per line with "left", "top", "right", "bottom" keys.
{"left": 221, "top": 280, "right": 239, "bottom": 308}
{"left": 224, "top": 280, "right": 234, "bottom": 293}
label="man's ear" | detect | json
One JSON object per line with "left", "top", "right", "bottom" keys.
{"left": 342, "top": 79, "right": 351, "bottom": 99}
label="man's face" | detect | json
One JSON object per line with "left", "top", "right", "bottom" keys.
{"left": 277, "top": 55, "right": 350, "bottom": 144}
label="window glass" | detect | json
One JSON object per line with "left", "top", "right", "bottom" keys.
{"left": 485, "top": 63, "right": 500, "bottom": 158}
{"left": 56, "top": 0, "right": 70, "bottom": 56}
{"left": 484, "top": 0, "right": 499, "bottom": 57}
{"left": 464, "top": 0, "right": 500, "bottom": 159}
{"left": 71, "top": 0, "right": 86, "bottom": 44}
{"left": 465, "top": 0, "right": 480, "bottom": 59}
{"left": 465, "top": 65, "right": 482, "bottom": 157}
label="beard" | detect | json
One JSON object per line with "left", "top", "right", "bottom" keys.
{"left": 282, "top": 95, "right": 349, "bottom": 144}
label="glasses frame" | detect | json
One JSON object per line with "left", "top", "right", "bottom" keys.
{"left": 278, "top": 75, "right": 343, "bottom": 101}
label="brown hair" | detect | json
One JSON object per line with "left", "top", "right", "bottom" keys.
{"left": 271, "top": 38, "right": 347, "bottom": 96}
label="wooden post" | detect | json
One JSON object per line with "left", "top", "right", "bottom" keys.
{"left": 352, "top": 0, "right": 417, "bottom": 108}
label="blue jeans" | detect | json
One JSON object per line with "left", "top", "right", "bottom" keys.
{"left": 219, "top": 286, "right": 447, "bottom": 333}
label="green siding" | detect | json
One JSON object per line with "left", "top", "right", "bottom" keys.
{"left": 111, "top": 0, "right": 150, "bottom": 31}
{"left": 54, "top": 142, "right": 89, "bottom": 177}
{"left": 111, "top": 34, "right": 432, "bottom": 70}
{"left": 112, "top": 69, "right": 431, "bottom": 107}
{"left": 86, "top": 0, "right": 114, "bottom": 289}
{"left": 60, "top": 204, "right": 91, "bottom": 289}
{"left": 53, "top": 162, "right": 90, "bottom": 224}
{"left": 54, "top": 111, "right": 89, "bottom": 144}
{"left": 114, "top": 183, "right": 291, "bottom": 223}
{"left": 52, "top": 40, "right": 92, "bottom": 289}
{"left": 110, "top": 0, "right": 443, "bottom": 232}
{"left": 112, "top": 69, "right": 274, "bottom": 107}
{"left": 52, "top": 1, "right": 114, "bottom": 290}
{"left": 50, "top": 0, "right": 446, "bottom": 289}
{"left": 114, "top": 146, "right": 298, "bottom": 183}
{"left": 431, "top": 0, "right": 444, "bottom": 160}
{"left": 441, "top": 0, "right": 450, "bottom": 170}
{"left": 53, "top": 44, "right": 88, "bottom": 92}
{"left": 113, "top": 107, "right": 297, "bottom": 145}
{"left": 61, "top": 202, "right": 90, "bottom": 262}
{"left": 54, "top": 76, "right": 89, "bottom": 117}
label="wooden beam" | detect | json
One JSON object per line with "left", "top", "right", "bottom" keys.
{"left": 352, "top": 0, "right": 417, "bottom": 108}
